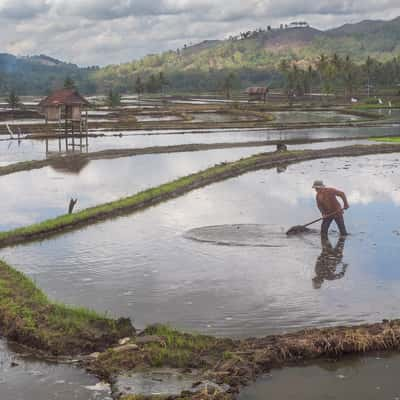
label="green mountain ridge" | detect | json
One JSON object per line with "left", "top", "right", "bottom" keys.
{"left": 94, "top": 16, "right": 400, "bottom": 91}
{"left": 1, "top": 16, "right": 400, "bottom": 94}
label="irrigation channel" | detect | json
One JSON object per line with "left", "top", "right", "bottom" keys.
{"left": 239, "top": 353, "right": 400, "bottom": 400}
{"left": 1, "top": 147, "right": 400, "bottom": 397}
{"left": 0, "top": 340, "right": 111, "bottom": 400}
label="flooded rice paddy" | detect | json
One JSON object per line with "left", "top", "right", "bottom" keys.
{"left": 189, "top": 113, "right": 257, "bottom": 122}
{"left": 1, "top": 112, "right": 400, "bottom": 399}
{"left": 239, "top": 353, "right": 400, "bottom": 400}
{"left": 0, "top": 146, "right": 276, "bottom": 230}
{"left": 272, "top": 110, "right": 362, "bottom": 123}
{"left": 0, "top": 125, "right": 397, "bottom": 166}
{"left": 2, "top": 153, "right": 400, "bottom": 339}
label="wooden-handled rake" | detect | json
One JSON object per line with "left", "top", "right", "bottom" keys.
{"left": 286, "top": 209, "right": 343, "bottom": 235}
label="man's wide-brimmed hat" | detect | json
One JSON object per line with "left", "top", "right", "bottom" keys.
{"left": 312, "top": 180, "right": 325, "bottom": 189}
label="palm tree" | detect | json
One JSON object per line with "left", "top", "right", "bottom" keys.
{"left": 316, "top": 53, "right": 328, "bottom": 90}
{"left": 222, "top": 73, "right": 236, "bottom": 99}
{"left": 343, "top": 56, "right": 356, "bottom": 100}
{"left": 365, "top": 56, "right": 374, "bottom": 97}
{"left": 106, "top": 89, "right": 121, "bottom": 107}
{"left": 134, "top": 76, "right": 144, "bottom": 103}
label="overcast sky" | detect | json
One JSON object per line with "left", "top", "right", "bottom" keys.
{"left": 1, "top": 0, "right": 400, "bottom": 66}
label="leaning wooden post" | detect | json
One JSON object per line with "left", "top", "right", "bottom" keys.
{"left": 68, "top": 198, "right": 78, "bottom": 214}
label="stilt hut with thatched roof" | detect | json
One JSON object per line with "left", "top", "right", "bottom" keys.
{"left": 39, "top": 88, "right": 90, "bottom": 152}
{"left": 39, "top": 88, "right": 90, "bottom": 130}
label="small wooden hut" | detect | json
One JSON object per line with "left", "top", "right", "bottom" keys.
{"left": 246, "top": 87, "right": 269, "bottom": 102}
{"left": 39, "top": 88, "right": 90, "bottom": 131}
{"left": 39, "top": 88, "right": 90, "bottom": 152}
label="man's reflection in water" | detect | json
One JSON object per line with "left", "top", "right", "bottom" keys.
{"left": 312, "top": 236, "right": 348, "bottom": 289}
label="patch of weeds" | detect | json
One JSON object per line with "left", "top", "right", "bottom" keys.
{"left": 92, "top": 324, "right": 234, "bottom": 378}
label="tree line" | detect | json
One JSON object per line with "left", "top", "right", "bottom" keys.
{"left": 278, "top": 54, "right": 400, "bottom": 98}
{"left": 2, "top": 54, "right": 400, "bottom": 98}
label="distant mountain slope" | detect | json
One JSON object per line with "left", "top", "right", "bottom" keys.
{"left": 328, "top": 17, "right": 400, "bottom": 36}
{"left": 260, "top": 27, "right": 322, "bottom": 51}
{"left": 95, "top": 16, "right": 400, "bottom": 78}
{"left": 183, "top": 40, "right": 222, "bottom": 55}
{"left": 0, "top": 53, "right": 96, "bottom": 95}
{"left": 314, "top": 17, "right": 400, "bottom": 58}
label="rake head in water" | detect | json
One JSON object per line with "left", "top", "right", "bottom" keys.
{"left": 286, "top": 225, "right": 313, "bottom": 236}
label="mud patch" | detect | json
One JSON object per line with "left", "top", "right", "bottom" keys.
{"left": 184, "top": 224, "right": 290, "bottom": 247}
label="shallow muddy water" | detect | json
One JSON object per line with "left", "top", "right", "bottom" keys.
{"left": 2, "top": 153, "right": 400, "bottom": 338}
{"left": 0, "top": 340, "right": 110, "bottom": 400}
{"left": 239, "top": 353, "right": 400, "bottom": 400}
{"left": 376, "top": 108, "right": 400, "bottom": 121}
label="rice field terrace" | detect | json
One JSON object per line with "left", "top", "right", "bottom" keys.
{"left": 0, "top": 94, "right": 392, "bottom": 138}
{"left": 1, "top": 93, "right": 400, "bottom": 399}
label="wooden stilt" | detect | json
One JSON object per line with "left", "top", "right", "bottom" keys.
{"left": 72, "top": 121, "right": 75, "bottom": 151}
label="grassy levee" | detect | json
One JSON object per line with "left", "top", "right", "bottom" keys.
{"left": 1, "top": 143, "right": 400, "bottom": 248}
{"left": 0, "top": 260, "right": 134, "bottom": 356}
{"left": 370, "top": 137, "right": 400, "bottom": 143}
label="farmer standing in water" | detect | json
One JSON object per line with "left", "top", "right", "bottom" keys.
{"left": 312, "top": 180, "right": 350, "bottom": 237}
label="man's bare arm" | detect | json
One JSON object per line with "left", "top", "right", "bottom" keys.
{"left": 335, "top": 190, "right": 350, "bottom": 209}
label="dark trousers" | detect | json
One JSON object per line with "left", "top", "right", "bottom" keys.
{"left": 321, "top": 214, "right": 348, "bottom": 237}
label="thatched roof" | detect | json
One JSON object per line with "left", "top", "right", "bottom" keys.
{"left": 246, "top": 87, "right": 269, "bottom": 95}
{"left": 39, "top": 89, "right": 90, "bottom": 107}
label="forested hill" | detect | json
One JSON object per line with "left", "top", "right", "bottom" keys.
{"left": 93, "top": 16, "right": 400, "bottom": 92}
{"left": 2, "top": 16, "right": 400, "bottom": 94}
{"left": 0, "top": 53, "right": 97, "bottom": 95}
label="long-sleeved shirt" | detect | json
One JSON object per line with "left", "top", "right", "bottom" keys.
{"left": 316, "top": 187, "right": 349, "bottom": 216}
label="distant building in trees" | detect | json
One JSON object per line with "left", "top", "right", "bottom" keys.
{"left": 246, "top": 87, "right": 269, "bottom": 102}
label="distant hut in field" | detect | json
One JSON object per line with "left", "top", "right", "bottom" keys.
{"left": 246, "top": 87, "right": 269, "bottom": 102}
{"left": 39, "top": 88, "right": 90, "bottom": 152}
{"left": 39, "top": 88, "right": 90, "bottom": 134}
